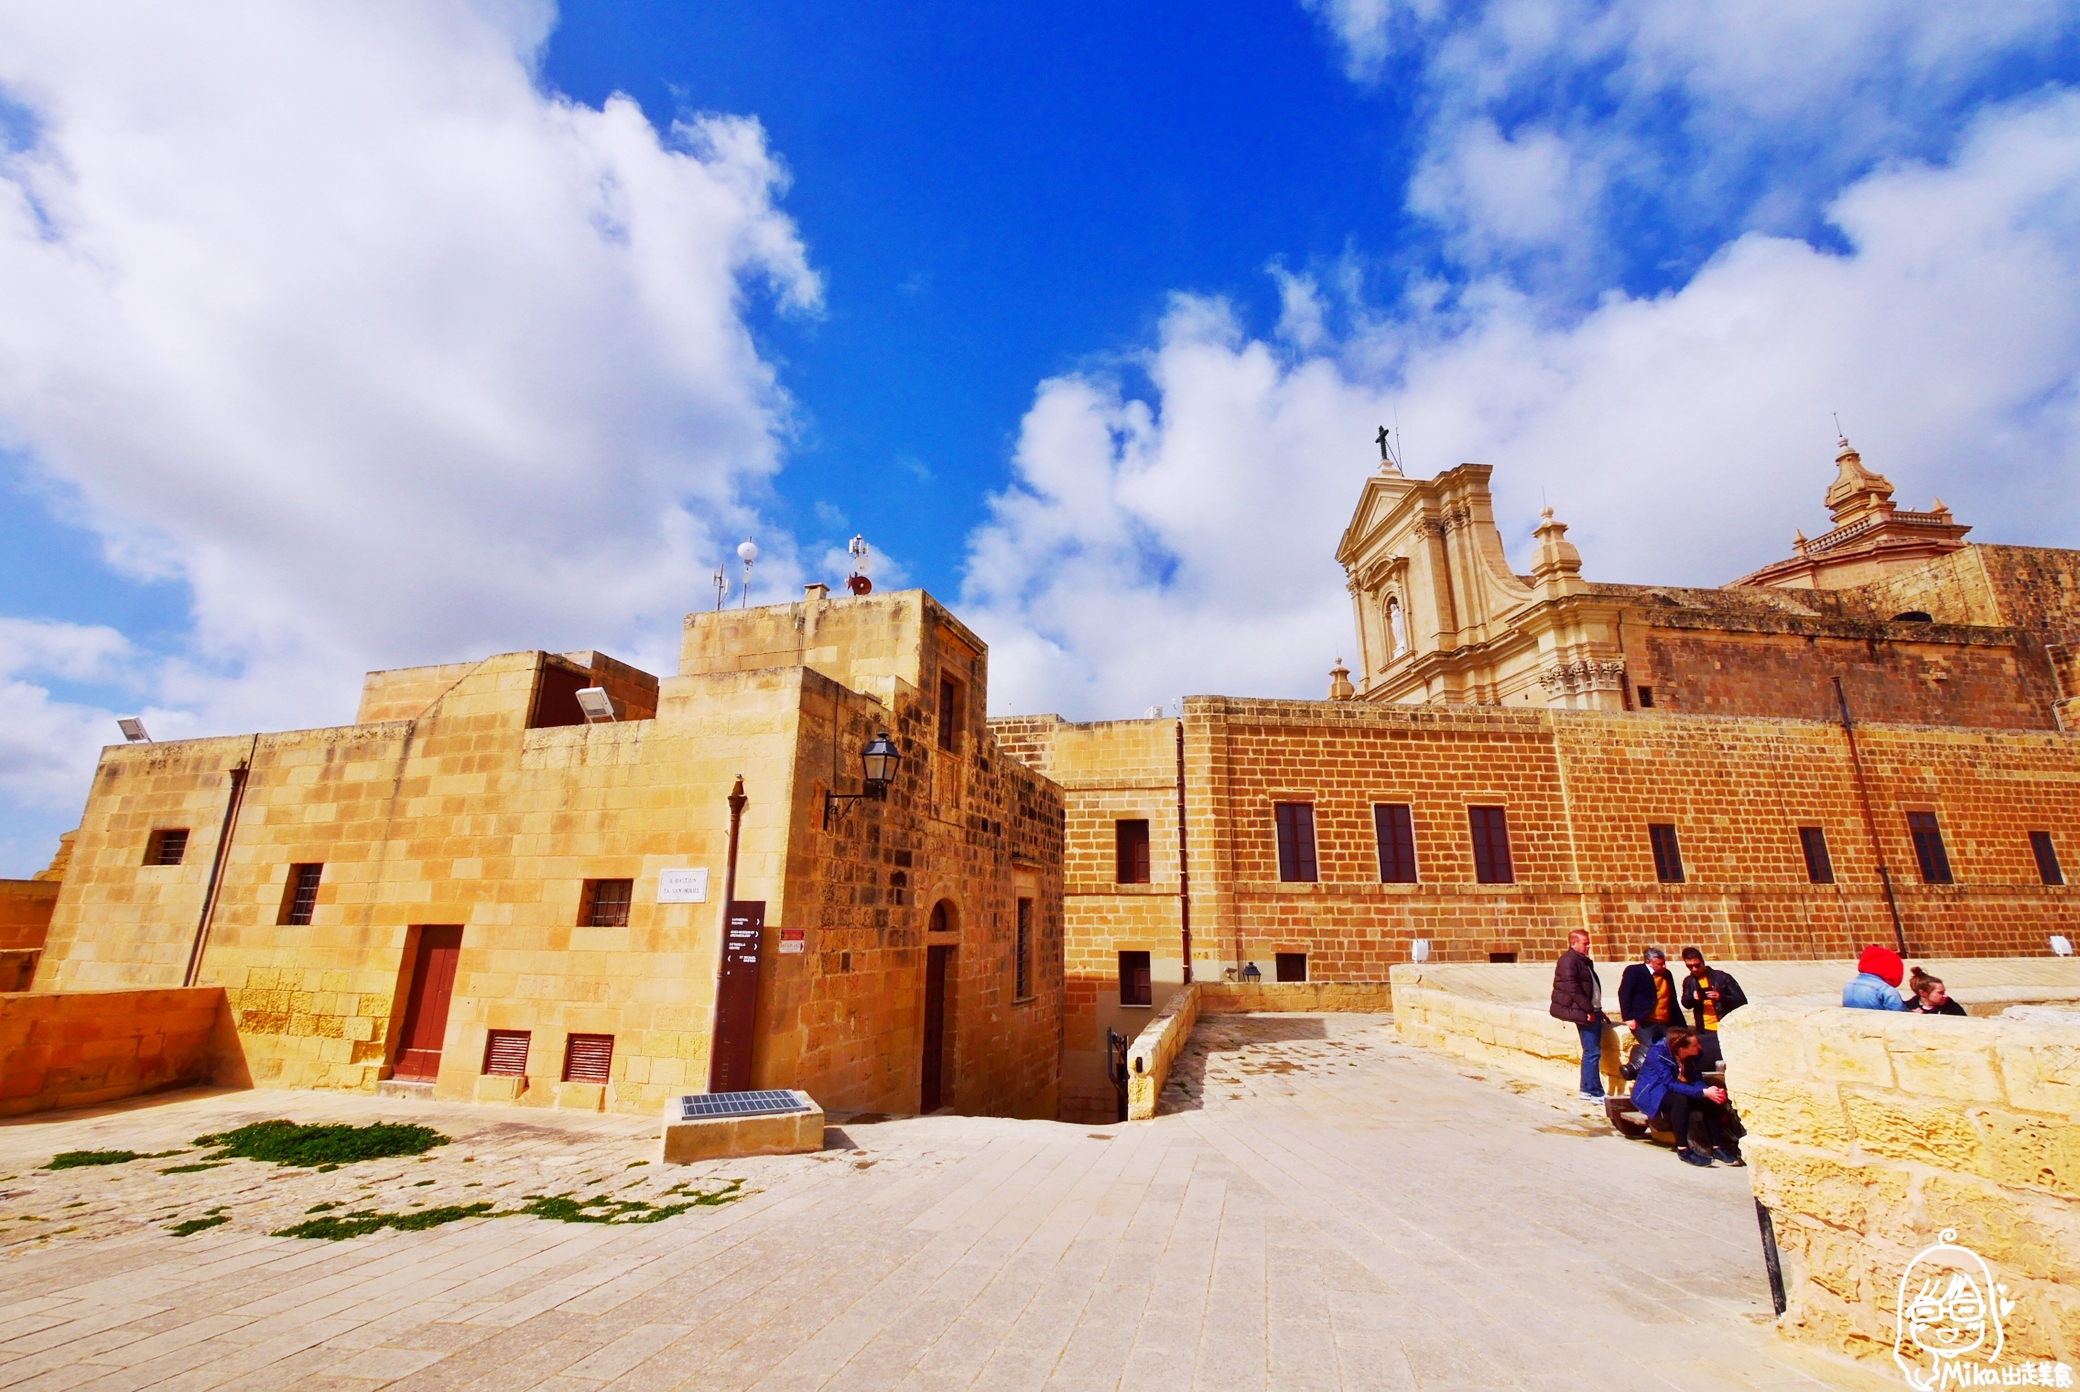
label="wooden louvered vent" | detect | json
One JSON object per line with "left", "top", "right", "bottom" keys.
{"left": 482, "top": 1029, "right": 530, "bottom": 1077}
{"left": 563, "top": 1033, "right": 614, "bottom": 1083}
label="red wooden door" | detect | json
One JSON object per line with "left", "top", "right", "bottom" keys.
{"left": 709, "top": 901, "right": 764, "bottom": 1092}
{"left": 921, "top": 945, "right": 951, "bottom": 1113}
{"left": 393, "top": 926, "right": 463, "bottom": 1080}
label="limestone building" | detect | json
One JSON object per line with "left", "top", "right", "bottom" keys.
{"left": 32, "top": 589, "right": 1065, "bottom": 1119}
{"left": 1010, "top": 443, "right": 2080, "bottom": 1122}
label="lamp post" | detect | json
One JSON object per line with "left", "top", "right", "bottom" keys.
{"left": 824, "top": 731, "right": 902, "bottom": 830}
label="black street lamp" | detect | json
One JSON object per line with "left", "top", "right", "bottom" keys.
{"left": 824, "top": 731, "right": 902, "bottom": 831}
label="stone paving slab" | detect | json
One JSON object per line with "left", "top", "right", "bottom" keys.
{"left": 0, "top": 1021, "right": 1897, "bottom": 1390}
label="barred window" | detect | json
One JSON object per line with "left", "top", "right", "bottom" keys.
{"left": 145, "top": 829, "right": 189, "bottom": 866}
{"left": 580, "top": 878, "right": 634, "bottom": 927}
{"left": 279, "top": 863, "right": 323, "bottom": 925}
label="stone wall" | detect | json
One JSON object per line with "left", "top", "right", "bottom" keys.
{"left": 1723, "top": 1002, "right": 2080, "bottom": 1375}
{"left": 0, "top": 987, "right": 243, "bottom": 1117}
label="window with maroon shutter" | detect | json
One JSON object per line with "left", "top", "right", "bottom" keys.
{"left": 482, "top": 1029, "right": 530, "bottom": 1076}
{"left": 1648, "top": 824, "right": 1685, "bottom": 883}
{"left": 2029, "top": 831, "right": 2064, "bottom": 886}
{"left": 1115, "top": 819, "right": 1151, "bottom": 884}
{"left": 563, "top": 1033, "right": 614, "bottom": 1083}
{"left": 1799, "top": 826, "right": 1836, "bottom": 884}
{"left": 1118, "top": 951, "right": 1152, "bottom": 1007}
{"left": 1907, "top": 812, "right": 1954, "bottom": 884}
{"left": 1468, "top": 806, "right": 1514, "bottom": 884}
{"left": 1274, "top": 803, "right": 1318, "bottom": 883}
{"left": 1374, "top": 804, "right": 1416, "bottom": 883}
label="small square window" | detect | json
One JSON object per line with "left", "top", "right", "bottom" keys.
{"left": 145, "top": 829, "right": 189, "bottom": 866}
{"left": 1116, "top": 819, "right": 1152, "bottom": 884}
{"left": 1275, "top": 952, "right": 1307, "bottom": 983}
{"left": 1488, "top": 951, "right": 1518, "bottom": 964}
{"left": 580, "top": 878, "right": 634, "bottom": 927}
{"left": 1648, "top": 824, "right": 1685, "bottom": 884}
{"left": 279, "top": 863, "right": 323, "bottom": 925}
{"left": 1799, "top": 826, "right": 1835, "bottom": 884}
{"left": 2029, "top": 831, "right": 2064, "bottom": 886}
{"left": 562, "top": 1033, "right": 614, "bottom": 1083}
{"left": 482, "top": 1029, "right": 530, "bottom": 1077}
{"left": 1636, "top": 686, "right": 1655, "bottom": 708}
{"left": 1118, "top": 950, "right": 1151, "bottom": 1007}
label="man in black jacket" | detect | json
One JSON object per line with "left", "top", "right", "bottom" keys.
{"left": 1549, "top": 929, "right": 1607, "bottom": 1100}
{"left": 1680, "top": 947, "right": 1748, "bottom": 1070}
{"left": 1619, "top": 948, "right": 1682, "bottom": 1047}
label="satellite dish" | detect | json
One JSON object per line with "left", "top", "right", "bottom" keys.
{"left": 1411, "top": 939, "right": 1430, "bottom": 963}
{"left": 2053, "top": 935, "right": 2074, "bottom": 958}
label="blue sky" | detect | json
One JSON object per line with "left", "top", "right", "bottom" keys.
{"left": 1, "top": 1, "right": 2079, "bottom": 873}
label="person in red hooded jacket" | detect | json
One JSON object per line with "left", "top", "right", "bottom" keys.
{"left": 1844, "top": 945, "right": 1909, "bottom": 1011}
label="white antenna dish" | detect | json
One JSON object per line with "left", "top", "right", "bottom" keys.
{"left": 2053, "top": 935, "right": 2074, "bottom": 958}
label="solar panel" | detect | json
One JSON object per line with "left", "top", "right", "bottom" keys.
{"left": 678, "top": 1089, "right": 813, "bottom": 1121}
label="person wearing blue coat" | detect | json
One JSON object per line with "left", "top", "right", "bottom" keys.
{"left": 1632, "top": 1027, "right": 1742, "bottom": 1168}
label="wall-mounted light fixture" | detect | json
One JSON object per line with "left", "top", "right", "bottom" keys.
{"left": 824, "top": 731, "right": 901, "bottom": 831}
{"left": 575, "top": 687, "right": 616, "bottom": 723}
{"left": 117, "top": 718, "right": 151, "bottom": 743}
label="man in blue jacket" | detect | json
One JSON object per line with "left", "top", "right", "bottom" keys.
{"left": 1844, "top": 945, "right": 1910, "bottom": 1011}
{"left": 1632, "top": 1027, "right": 1741, "bottom": 1168}
{"left": 1619, "top": 947, "right": 1682, "bottom": 1051}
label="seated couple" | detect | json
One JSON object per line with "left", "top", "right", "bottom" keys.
{"left": 1631, "top": 1026, "right": 1744, "bottom": 1169}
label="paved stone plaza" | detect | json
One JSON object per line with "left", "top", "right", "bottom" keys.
{"left": 0, "top": 1015, "right": 1892, "bottom": 1391}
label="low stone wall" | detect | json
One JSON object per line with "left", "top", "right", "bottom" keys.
{"left": 1723, "top": 1003, "right": 2079, "bottom": 1375}
{"left": 0, "top": 988, "right": 246, "bottom": 1117}
{"left": 1198, "top": 981, "right": 1395, "bottom": 1014}
{"left": 1390, "top": 964, "right": 1625, "bottom": 1092}
{"left": 1122, "top": 980, "right": 1398, "bottom": 1119}
{"left": 1126, "top": 983, "right": 1201, "bottom": 1121}
{"left": 1390, "top": 958, "right": 2080, "bottom": 1094}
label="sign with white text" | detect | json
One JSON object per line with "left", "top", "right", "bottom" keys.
{"left": 657, "top": 868, "right": 709, "bottom": 903}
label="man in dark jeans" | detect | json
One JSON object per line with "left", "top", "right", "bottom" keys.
{"left": 1549, "top": 928, "right": 1607, "bottom": 1100}
{"left": 1618, "top": 947, "right": 1681, "bottom": 1077}
{"left": 1632, "top": 1026, "right": 1742, "bottom": 1168}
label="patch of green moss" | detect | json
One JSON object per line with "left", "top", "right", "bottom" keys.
{"left": 167, "top": 1209, "right": 228, "bottom": 1237}
{"left": 45, "top": 1149, "right": 184, "bottom": 1170}
{"left": 159, "top": 1162, "right": 226, "bottom": 1175}
{"left": 191, "top": 1120, "right": 448, "bottom": 1168}
{"left": 272, "top": 1202, "right": 496, "bottom": 1240}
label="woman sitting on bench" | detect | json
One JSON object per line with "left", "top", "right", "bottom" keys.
{"left": 1631, "top": 1026, "right": 1743, "bottom": 1169}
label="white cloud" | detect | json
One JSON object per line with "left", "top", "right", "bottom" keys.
{"left": 0, "top": 1, "right": 818, "bottom": 868}
{"left": 963, "top": 94, "right": 2080, "bottom": 718}
{"left": 1307, "top": 1, "right": 2078, "bottom": 278}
